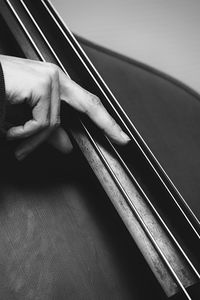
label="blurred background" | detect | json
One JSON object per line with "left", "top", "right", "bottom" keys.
{"left": 51, "top": 0, "right": 200, "bottom": 94}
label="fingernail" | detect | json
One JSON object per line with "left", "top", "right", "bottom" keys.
{"left": 120, "top": 131, "right": 131, "bottom": 143}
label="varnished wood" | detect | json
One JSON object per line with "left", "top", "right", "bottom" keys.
{"left": 0, "top": 0, "right": 199, "bottom": 298}
{"left": 0, "top": 10, "right": 166, "bottom": 300}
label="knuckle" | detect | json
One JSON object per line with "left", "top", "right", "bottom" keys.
{"left": 46, "top": 63, "right": 59, "bottom": 78}
{"left": 91, "top": 94, "right": 101, "bottom": 106}
{"left": 85, "top": 94, "right": 102, "bottom": 114}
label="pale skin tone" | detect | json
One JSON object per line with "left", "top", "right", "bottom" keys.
{"left": 0, "top": 55, "right": 130, "bottom": 160}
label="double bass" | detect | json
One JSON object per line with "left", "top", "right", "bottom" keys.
{"left": 0, "top": 0, "right": 199, "bottom": 299}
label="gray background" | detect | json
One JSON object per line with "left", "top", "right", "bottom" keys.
{"left": 51, "top": 0, "right": 200, "bottom": 93}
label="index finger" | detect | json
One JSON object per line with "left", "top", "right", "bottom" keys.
{"left": 58, "top": 70, "right": 130, "bottom": 145}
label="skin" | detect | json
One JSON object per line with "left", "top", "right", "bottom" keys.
{"left": 0, "top": 55, "right": 130, "bottom": 160}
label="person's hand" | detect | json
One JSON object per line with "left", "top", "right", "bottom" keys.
{"left": 0, "top": 55, "right": 130, "bottom": 160}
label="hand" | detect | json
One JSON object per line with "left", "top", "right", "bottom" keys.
{"left": 0, "top": 55, "right": 130, "bottom": 160}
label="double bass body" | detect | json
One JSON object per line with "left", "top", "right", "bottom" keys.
{"left": 0, "top": 0, "right": 199, "bottom": 299}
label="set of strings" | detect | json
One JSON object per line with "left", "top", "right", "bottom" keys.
{"left": 43, "top": 0, "right": 200, "bottom": 239}
{"left": 5, "top": 0, "right": 200, "bottom": 298}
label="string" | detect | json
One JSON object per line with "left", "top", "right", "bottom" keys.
{"left": 5, "top": 0, "right": 198, "bottom": 298}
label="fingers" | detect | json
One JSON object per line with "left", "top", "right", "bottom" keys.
{"left": 49, "top": 66, "right": 60, "bottom": 126}
{"left": 15, "top": 127, "right": 53, "bottom": 160}
{"left": 58, "top": 71, "right": 130, "bottom": 145}
{"left": 7, "top": 82, "right": 51, "bottom": 140}
{"left": 15, "top": 127, "right": 72, "bottom": 160}
{"left": 7, "top": 65, "right": 60, "bottom": 140}
{"left": 4, "top": 58, "right": 130, "bottom": 161}
{"left": 7, "top": 119, "right": 46, "bottom": 140}
{"left": 82, "top": 94, "right": 130, "bottom": 144}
